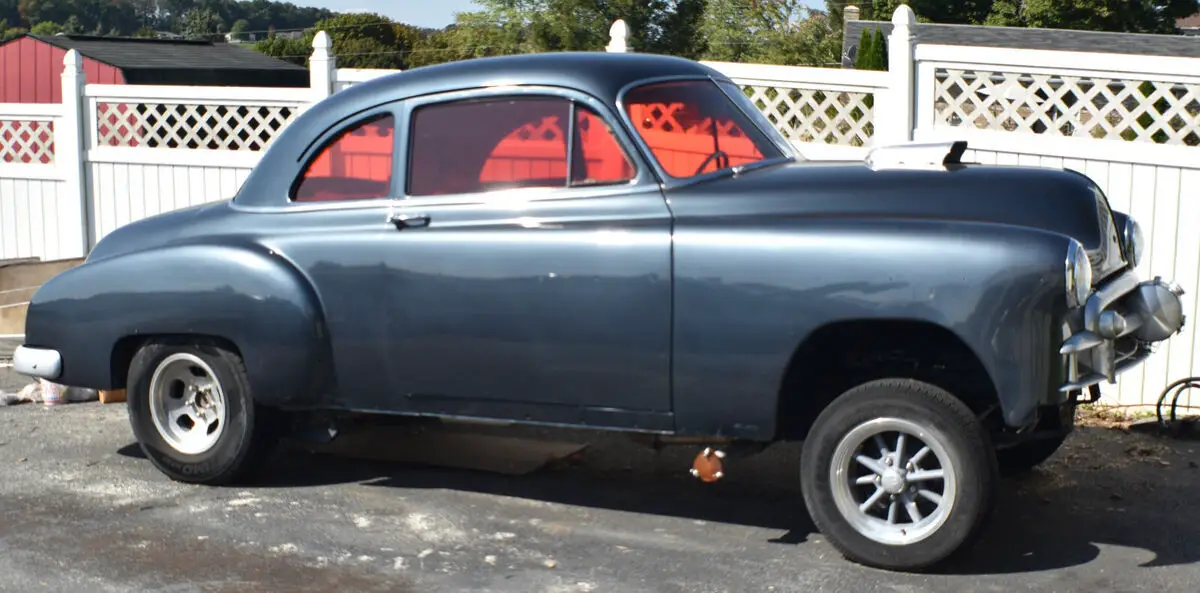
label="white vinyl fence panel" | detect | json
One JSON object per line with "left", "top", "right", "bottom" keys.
{"left": 915, "top": 43, "right": 1200, "bottom": 409}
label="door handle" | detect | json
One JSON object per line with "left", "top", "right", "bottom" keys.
{"left": 388, "top": 212, "right": 431, "bottom": 229}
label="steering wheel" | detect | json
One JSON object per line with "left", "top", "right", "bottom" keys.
{"left": 694, "top": 150, "right": 731, "bottom": 176}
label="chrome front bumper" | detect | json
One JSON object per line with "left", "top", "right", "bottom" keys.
{"left": 1059, "top": 270, "right": 1187, "bottom": 392}
{"left": 12, "top": 345, "right": 63, "bottom": 380}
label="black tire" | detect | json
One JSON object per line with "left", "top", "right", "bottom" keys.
{"left": 127, "top": 338, "right": 280, "bottom": 485}
{"left": 996, "top": 435, "right": 1067, "bottom": 476}
{"left": 800, "top": 378, "right": 998, "bottom": 571}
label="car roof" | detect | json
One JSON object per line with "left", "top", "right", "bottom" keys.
{"left": 233, "top": 52, "right": 729, "bottom": 208}
{"left": 338, "top": 51, "right": 727, "bottom": 106}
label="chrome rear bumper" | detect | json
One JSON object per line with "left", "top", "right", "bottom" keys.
{"left": 12, "top": 345, "right": 62, "bottom": 380}
{"left": 1059, "top": 270, "right": 1186, "bottom": 392}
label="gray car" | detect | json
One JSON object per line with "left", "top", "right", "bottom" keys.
{"left": 13, "top": 52, "right": 1187, "bottom": 571}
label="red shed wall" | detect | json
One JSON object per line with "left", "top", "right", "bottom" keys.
{"left": 0, "top": 37, "right": 125, "bottom": 103}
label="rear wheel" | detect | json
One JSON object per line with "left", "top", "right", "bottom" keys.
{"left": 800, "top": 378, "right": 997, "bottom": 571}
{"left": 127, "top": 339, "right": 280, "bottom": 485}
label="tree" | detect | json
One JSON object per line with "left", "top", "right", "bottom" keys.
{"left": 0, "top": 18, "right": 25, "bottom": 42}
{"left": 699, "top": 0, "right": 839, "bottom": 66}
{"left": 63, "top": 14, "right": 82, "bottom": 34}
{"left": 858, "top": 0, "right": 994, "bottom": 24}
{"left": 872, "top": 26, "right": 888, "bottom": 69}
{"left": 253, "top": 13, "right": 422, "bottom": 70}
{"left": 180, "top": 7, "right": 223, "bottom": 40}
{"left": 229, "top": 18, "right": 248, "bottom": 41}
{"left": 29, "top": 18, "right": 58, "bottom": 35}
{"left": 132, "top": 24, "right": 157, "bottom": 37}
{"left": 854, "top": 26, "right": 873, "bottom": 69}
{"left": 986, "top": 0, "right": 1200, "bottom": 33}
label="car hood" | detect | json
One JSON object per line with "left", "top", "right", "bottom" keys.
{"left": 686, "top": 161, "right": 1127, "bottom": 280}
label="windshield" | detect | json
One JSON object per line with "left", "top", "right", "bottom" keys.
{"left": 622, "top": 79, "right": 790, "bottom": 180}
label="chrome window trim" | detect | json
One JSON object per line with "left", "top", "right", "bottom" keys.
{"left": 229, "top": 101, "right": 407, "bottom": 214}
{"left": 614, "top": 74, "right": 798, "bottom": 192}
{"left": 398, "top": 85, "right": 654, "bottom": 206}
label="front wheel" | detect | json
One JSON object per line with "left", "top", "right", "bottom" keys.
{"left": 800, "top": 378, "right": 998, "bottom": 571}
{"left": 127, "top": 338, "right": 280, "bottom": 485}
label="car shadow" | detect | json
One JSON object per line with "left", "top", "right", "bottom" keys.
{"left": 116, "top": 424, "right": 1200, "bottom": 574}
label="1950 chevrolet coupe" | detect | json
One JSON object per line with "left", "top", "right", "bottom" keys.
{"left": 13, "top": 52, "right": 1188, "bottom": 570}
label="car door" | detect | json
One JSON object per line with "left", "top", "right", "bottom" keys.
{"left": 373, "top": 87, "right": 674, "bottom": 429}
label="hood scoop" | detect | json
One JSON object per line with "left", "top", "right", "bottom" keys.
{"left": 866, "top": 140, "right": 969, "bottom": 172}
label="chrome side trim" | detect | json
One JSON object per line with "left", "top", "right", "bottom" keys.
{"left": 12, "top": 345, "right": 62, "bottom": 380}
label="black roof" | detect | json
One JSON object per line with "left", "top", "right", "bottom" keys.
{"left": 843, "top": 20, "right": 1200, "bottom": 67}
{"left": 24, "top": 34, "right": 310, "bottom": 88}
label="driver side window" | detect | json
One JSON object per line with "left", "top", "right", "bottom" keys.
{"left": 407, "top": 97, "right": 635, "bottom": 197}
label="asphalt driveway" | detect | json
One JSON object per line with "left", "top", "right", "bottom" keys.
{"left": 0, "top": 402, "right": 1197, "bottom": 592}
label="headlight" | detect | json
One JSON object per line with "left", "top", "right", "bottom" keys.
{"left": 1065, "top": 239, "right": 1092, "bottom": 308}
{"left": 1122, "top": 216, "right": 1144, "bottom": 268}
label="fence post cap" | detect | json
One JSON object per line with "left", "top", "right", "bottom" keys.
{"left": 63, "top": 48, "right": 81, "bottom": 68}
{"left": 313, "top": 30, "right": 331, "bottom": 51}
{"left": 891, "top": 4, "right": 916, "bottom": 27}
{"left": 607, "top": 19, "right": 629, "bottom": 52}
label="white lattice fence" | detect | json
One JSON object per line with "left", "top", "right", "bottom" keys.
{"left": 919, "top": 45, "right": 1200, "bottom": 148}
{"left": 0, "top": 120, "right": 55, "bottom": 165}
{"left": 85, "top": 85, "right": 310, "bottom": 153}
{"left": 94, "top": 102, "right": 298, "bottom": 151}
{"left": 703, "top": 61, "right": 890, "bottom": 158}
{"left": 0, "top": 105, "right": 60, "bottom": 166}
{"left": 933, "top": 69, "right": 1200, "bottom": 146}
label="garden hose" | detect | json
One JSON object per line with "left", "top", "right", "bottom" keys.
{"left": 1156, "top": 376, "right": 1200, "bottom": 428}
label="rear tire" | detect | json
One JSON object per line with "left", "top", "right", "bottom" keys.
{"left": 127, "top": 338, "right": 280, "bottom": 485}
{"left": 800, "top": 378, "right": 997, "bottom": 571}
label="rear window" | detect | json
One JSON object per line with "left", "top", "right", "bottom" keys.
{"left": 623, "top": 80, "right": 784, "bottom": 179}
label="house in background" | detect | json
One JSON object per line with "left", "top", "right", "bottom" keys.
{"left": 841, "top": 6, "right": 1200, "bottom": 68}
{"left": 1180, "top": 12, "right": 1200, "bottom": 36}
{"left": 0, "top": 34, "right": 310, "bottom": 103}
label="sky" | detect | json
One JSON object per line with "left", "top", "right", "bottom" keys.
{"left": 302, "top": 0, "right": 825, "bottom": 29}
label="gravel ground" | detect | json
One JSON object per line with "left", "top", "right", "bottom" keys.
{"left": 0, "top": 401, "right": 1198, "bottom": 593}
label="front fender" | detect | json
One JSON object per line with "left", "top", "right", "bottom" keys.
{"left": 23, "top": 241, "right": 332, "bottom": 408}
{"left": 671, "top": 218, "right": 1072, "bottom": 439}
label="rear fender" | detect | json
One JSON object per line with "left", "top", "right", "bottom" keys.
{"left": 23, "top": 242, "right": 332, "bottom": 408}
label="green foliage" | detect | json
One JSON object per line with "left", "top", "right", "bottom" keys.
{"left": 0, "top": 18, "right": 25, "bottom": 42}
{"left": 62, "top": 14, "right": 80, "bottom": 34}
{"left": 28, "top": 17, "right": 56, "bottom": 35}
{"left": 180, "top": 8, "right": 224, "bottom": 40}
{"left": 253, "top": 13, "right": 424, "bottom": 70}
{"left": 983, "top": 0, "right": 1200, "bottom": 34}
{"left": 859, "top": 0, "right": 994, "bottom": 24}
{"left": 699, "top": 0, "right": 840, "bottom": 66}
{"left": 872, "top": 27, "right": 888, "bottom": 69}
{"left": 5, "top": 0, "right": 338, "bottom": 39}
{"left": 853, "top": 26, "right": 887, "bottom": 71}
{"left": 854, "top": 26, "right": 873, "bottom": 69}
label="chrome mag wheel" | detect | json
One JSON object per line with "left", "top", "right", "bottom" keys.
{"left": 148, "top": 352, "right": 228, "bottom": 456}
{"left": 829, "top": 417, "right": 957, "bottom": 547}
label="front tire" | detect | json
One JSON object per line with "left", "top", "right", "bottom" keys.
{"left": 127, "top": 338, "right": 279, "bottom": 485}
{"left": 800, "top": 378, "right": 997, "bottom": 571}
